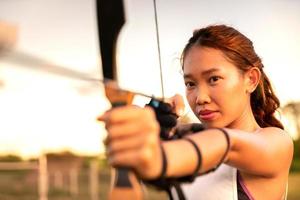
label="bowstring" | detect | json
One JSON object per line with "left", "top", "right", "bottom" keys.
{"left": 153, "top": 0, "right": 165, "bottom": 100}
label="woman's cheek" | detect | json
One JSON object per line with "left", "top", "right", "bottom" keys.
{"left": 216, "top": 83, "right": 245, "bottom": 117}
{"left": 186, "top": 91, "right": 196, "bottom": 109}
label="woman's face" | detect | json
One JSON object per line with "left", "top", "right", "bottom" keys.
{"left": 183, "top": 46, "right": 249, "bottom": 128}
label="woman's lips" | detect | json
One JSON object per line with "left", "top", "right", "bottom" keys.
{"left": 198, "top": 110, "right": 218, "bottom": 121}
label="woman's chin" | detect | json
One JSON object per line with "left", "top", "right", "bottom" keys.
{"left": 200, "top": 120, "right": 225, "bottom": 129}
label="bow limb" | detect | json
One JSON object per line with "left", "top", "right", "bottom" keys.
{"left": 96, "top": 0, "right": 143, "bottom": 200}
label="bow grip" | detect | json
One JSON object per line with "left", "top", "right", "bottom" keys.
{"left": 105, "top": 85, "right": 143, "bottom": 200}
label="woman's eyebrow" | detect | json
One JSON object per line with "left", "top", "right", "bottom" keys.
{"left": 201, "top": 68, "right": 220, "bottom": 75}
{"left": 184, "top": 68, "right": 220, "bottom": 79}
{"left": 183, "top": 74, "right": 193, "bottom": 79}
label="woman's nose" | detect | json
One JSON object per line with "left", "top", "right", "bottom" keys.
{"left": 195, "top": 87, "right": 211, "bottom": 105}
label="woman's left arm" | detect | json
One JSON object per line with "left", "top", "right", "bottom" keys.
{"left": 99, "top": 106, "right": 293, "bottom": 179}
{"left": 161, "top": 127, "right": 294, "bottom": 179}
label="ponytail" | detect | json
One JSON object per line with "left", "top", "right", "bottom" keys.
{"left": 251, "top": 69, "right": 284, "bottom": 129}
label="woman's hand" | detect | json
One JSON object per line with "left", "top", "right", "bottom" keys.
{"left": 154, "top": 94, "right": 185, "bottom": 139}
{"left": 165, "top": 94, "right": 185, "bottom": 117}
{"left": 98, "top": 105, "right": 163, "bottom": 180}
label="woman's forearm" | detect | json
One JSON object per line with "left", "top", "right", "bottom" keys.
{"left": 163, "top": 129, "right": 229, "bottom": 177}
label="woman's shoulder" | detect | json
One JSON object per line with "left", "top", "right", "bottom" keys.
{"left": 259, "top": 126, "right": 285, "bottom": 133}
{"left": 259, "top": 127, "right": 294, "bottom": 164}
{"left": 259, "top": 127, "right": 293, "bottom": 147}
{"left": 259, "top": 127, "right": 293, "bottom": 141}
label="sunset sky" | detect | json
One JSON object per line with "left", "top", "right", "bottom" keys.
{"left": 0, "top": 0, "right": 300, "bottom": 159}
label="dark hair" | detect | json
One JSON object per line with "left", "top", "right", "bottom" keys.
{"left": 181, "top": 24, "right": 284, "bottom": 129}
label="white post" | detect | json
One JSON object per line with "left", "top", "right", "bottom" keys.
{"left": 89, "top": 160, "right": 99, "bottom": 200}
{"left": 38, "top": 154, "right": 48, "bottom": 200}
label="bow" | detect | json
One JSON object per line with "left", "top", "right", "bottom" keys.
{"left": 96, "top": 0, "right": 167, "bottom": 199}
{"left": 96, "top": 0, "right": 143, "bottom": 199}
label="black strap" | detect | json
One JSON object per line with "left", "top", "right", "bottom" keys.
{"left": 173, "top": 182, "right": 186, "bottom": 200}
{"left": 145, "top": 128, "right": 230, "bottom": 200}
{"left": 204, "top": 128, "right": 230, "bottom": 173}
{"left": 159, "top": 142, "right": 168, "bottom": 179}
{"left": 182, "top": 137, "right": 202, "bottom": 178}
{"left": 217, "top": 128, "right": 230, "bottom": 163}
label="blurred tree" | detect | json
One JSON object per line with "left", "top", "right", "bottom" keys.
{"left": 282, "top": 102, "right": 300, "bottom": 171}
{"left": 0, "top": 154, "right": 22, "bottom": 162}
{"left": 283, "top": 102, "right": 300, "bottom": 136}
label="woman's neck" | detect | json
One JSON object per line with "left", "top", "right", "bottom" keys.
{"left": 227, "top": 103, "right": 260, "bottom": 132}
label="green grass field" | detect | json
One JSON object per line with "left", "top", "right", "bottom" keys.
{"left": 0, "top": 168, "right": 299, "bottom": 200}
{"left": 287, "top": 173, "right": 300, "bottom": 200}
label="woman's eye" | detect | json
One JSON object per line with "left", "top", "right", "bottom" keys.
{"left": 185, "top": 81, "right": 195, "bottom": 88}
{"left": 208, "top": 76, "right": 221, "bottom": 84}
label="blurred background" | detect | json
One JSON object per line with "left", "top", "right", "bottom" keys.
{"left": 0, "top": 0, "right": 299, "bottom": 199}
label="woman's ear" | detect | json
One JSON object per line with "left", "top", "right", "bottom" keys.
{"left": 244, "top": 67, "right": 261, "bottom": 94}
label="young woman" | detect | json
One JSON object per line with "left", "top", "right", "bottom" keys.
{"left": 99, "top": 25, "right": 293, "bottom": 200}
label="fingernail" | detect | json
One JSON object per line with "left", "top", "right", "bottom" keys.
{"left": 103, "top": 137, "right": 108, "bottom": 145}
{"left": 97, "top": 114, "right": 106, "bottom": 121}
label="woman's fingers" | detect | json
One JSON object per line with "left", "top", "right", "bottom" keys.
{"left": 102, "top": 107, "right": 159, "bottom": 142}
{"left": 107, "top": 137, "right": 162, "bottom": 179}
{"left": 173, "top": 94, "right": 185, "bottom": 116}
{"left": 98, "top": 106, "right": 155, "bottom": 124}
{"left": 107, "top": 132, "right": 146, "bottom": 154}
{"left": 165, "top": 94, "right": 185, "bottom": 117}
{"left": 106, "top": 119, "right": 146, "bottom": 141}
{"left": 98, "top": 105, "right": 162, "bottom": 179}
{"left": 106, "top": 117, "right": 159, "bottom": 155}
